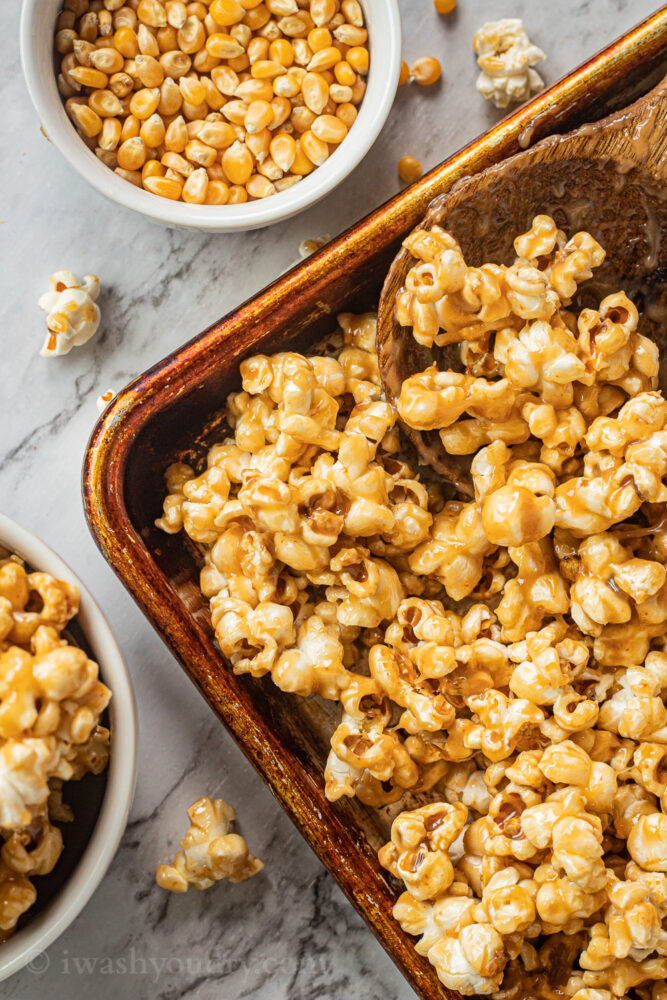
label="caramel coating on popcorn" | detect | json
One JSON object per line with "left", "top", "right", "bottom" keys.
{"left": 0, "top": 554, "right": 111, "bottom": 937}
{"left": 156, "top": 797, "right": 263, "bottom": 893}
{"left": 157, "top": 232, "right": 667, "bottom": 998}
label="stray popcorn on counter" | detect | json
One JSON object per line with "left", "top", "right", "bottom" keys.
{"left": 38, "top": 270, "right": 100, "bottom": 357}
{"left": 96, "top": 389, "right": 115, "bottom": 414}
{"left": 473, "top": 18, "right": 545, "bottom": 108}
{"left": 156, "top": 797, "right": 264, "bottom": 894}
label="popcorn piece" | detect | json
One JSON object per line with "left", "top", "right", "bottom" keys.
{"left": 96, "top": 389, "right": 115, "bottom": 413}
{"left": 156, "top": 797, "right": 264, "bottom": 893}
{"left": 473, "top": 19, "right": 546, "bottom": 109}
{"left": 378, "top": 802, "right": 468, "bottom": 900}
{"left": 0, "top": 738, "right": 60, "bottom": 829}
{"left": 38, "top": 270, "right": 101, "bottom": 357}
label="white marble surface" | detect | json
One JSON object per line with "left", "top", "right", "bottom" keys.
{"left": 1, "top": 1, "right": 659, "bottom": 996}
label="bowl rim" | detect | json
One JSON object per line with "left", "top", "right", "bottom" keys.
{"left": 19, "top": 0, "right": 402, "bottom": 232}
{"left": 0, "top": 512, "right": 138, "bottom": 982}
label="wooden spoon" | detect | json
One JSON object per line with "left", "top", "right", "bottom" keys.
{"left": 377, "top": 76, "right": 667, "bottom": 496}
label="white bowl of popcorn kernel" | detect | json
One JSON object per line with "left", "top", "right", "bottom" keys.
{"left": 0, "top": 513, "right": 137, "bottom": 982}
{"left": 20, "top": 0, "right": 401, "bottom": 232}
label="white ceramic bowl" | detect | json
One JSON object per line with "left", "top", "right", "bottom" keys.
{"left": 0, "top": 512, "right": 137, "bottom": 982}
{"left": 20, "top": 0, "right": 401, "bottom": 232}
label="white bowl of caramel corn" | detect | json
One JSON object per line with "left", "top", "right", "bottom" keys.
{"left": 0, "top": 513, "right": 137, "bottom": 981}
{"left": 20, "top": 0, "right": 401, "bottom": 232}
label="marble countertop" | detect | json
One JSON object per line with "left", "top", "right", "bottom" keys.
{"left": 2, "top": 1, "right": 659, "bottom": 996}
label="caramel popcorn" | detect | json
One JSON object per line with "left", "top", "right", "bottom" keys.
{"left": 38, "top": 270, "right": 101, "bottom": 357}
{"left": 473, "top": 18, "right": 546, "bottom": 109}
{"left": 0, "top": 554, "right": 111, "bottom": 936}
{"left": 156, "top": 797, "right": 263, "bottom": 893}
{"left": 158, "top": 222, "right": 667, "bottom": 997}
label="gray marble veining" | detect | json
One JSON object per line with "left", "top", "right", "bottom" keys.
{"left": 0, "top": 1, "right": 658, "bottom": 997}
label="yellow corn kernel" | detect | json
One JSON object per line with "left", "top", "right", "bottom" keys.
{"left": 99, "top": 115, "right": 122, "bottom": 149}
{"left": 329, "top": 82, "right": 352, "bottom": 103}
{"left": 79, "top": 11, "right": 100, "bottom": 43}
{"left": 346, "top": 45, "right": 369, "bottom": 75}
{"left": 117, "top": 136, "right": 148, "bottom": 169}
{"left": 88, "top": 88, "right": 123, "bottom": 116}
{"left": 290, "top": 138, "right": 314, "bottom": 174}
{"left": 243, "top": 101, "right": 273, "bottom": 135}
{"left": 137, "top": 23, "right": 160, "bottom": 55}
{"left": 292, "top": 38, "right": 312, "bottom": 66}
{"left": 206, "top": 32, "right": 244, "bottom": 58}
{"left": 143, "top": 174, "right": 184, "bottom": 198}
{"left": 211, "top": 64, "right": 240, "bottom": 95}
{"left": 130, "top": 86, "right": 161, "bottom": 118}
{"left": 109, "top": 71, "right": 134, "bottom": 97}
{"left": 113, "top": 7, "right": 138, "bottom": 30}
{"left": 55, "top": 28, "right": 76, "bottom": 53}
{"left": 156, "top": 25, "right": 178, "bottom": 50}
{"left": 227, "top": 52, "right": 250, "bottom": 72}
{"left": 246, "top": 127, "right": 271, "bottom": 162}
{"left": 311, "top": 112, "right": 347, "bottom": 143}
{"left": 135, "top": 53, "right": 165, "bottom": 86}
{"left": 244, "top": 5, "right": 271, "bottom": 31}
{"left": 333, "top": 23, "right": 367, "bottom": 46}
{"left": 142, "top": 159, "right": 166, "bottom": 181}
{"left": 334, "top": 60, "right": 355, "bottom": 87}
{"left": 158, "top": 76, "right": 183, "bottom": 114}
{"left": 245, "top": 173, "right": 276, "bottom": 198}
{"left": 115, "top": 166, "right": 143, "bottom": 186}
{"left": 307, "top": 27, "right": 331, "bottom": 53}
{"left": 410, "top": 56, "right": 441, "bottom": 86}
{"left": 160, "top": 50, "right": 192, "bottom": 78}
{"left": 341, "top": 0, "right": 363, "bottom": 26}
{"left": 274, "top": 173, "right": 301, "bottom": 191}
{"left": 121, "top": 114, "right": 141, "bottom": 140}
{"left": 209, "top": 0, "right": 244, "bottom": 24}
{"left": 268, "top": 95, "right": 291, "bottom": 129}
{"left": 269, "top": 131, "right": 296, "bottom": 171}
{"left": 279, "top": 14, "right": 311, "bottom": 37}
{"left": 250, "top": 59, "right": 284, "bottom": 79}
{"left": 205, "top": 179, "right": 230, "bottom": 203}
{"left": 182, "top": 98, "right": 208, "bottom": 120}
{"left": 89, "top": 46, "right": 125, "bottom": 73}
{"left": 68, "top": 102, "right": 104, "bottom": 137}
{"left": 161, "top": 150, "right": 194, "bottom": 175}
{"left": 290, "top": 105, "right": 315, "bottom": 133}
{"left": 335, "top": 101, "right": 357, "bottom": 128}
{"left": 200, "top": 76, "right": 226, "bottom": 110}
{"left": 182, "top": 166, "right": 209, "bottom": 202}
{"left": 310, "top": 0, "right": 335, "bottom": 27}
{"left": 68, "top": 65, "right": 110, "bottom": 88}
{"left": 184, "top": 138, "right": 218, "bottom": 166}
{"left": 179, "top": 75, "right": 207, "bottom": 104}
{"left": 398, "top": 155, "right": 423, "bottom": 183}
{"left": 165, "top": 0, "right": 187, "bottom": 27}
{"left": 140, "top": 111, "right": 167, "bottom": 146}
{"left": 398, "top": 60, "right": 409, "bottom": 85}
{"left": 300, "top": 128, "right": 328, "bottom": 166}
{"left": 113, "top": 27, "right": 140, "bottom": 57}
{"left": 350, "top": 76, "right": 365, "bottom": 103}
{"left": 137, "top": 0, "right": 168, "bottom": 27}
{"left": 198, "top": 119, "right": 237, "bottom": 148}
{"left": 247, "top": 36, "right": 270, "bottom": 64}
{"left": 96, "top": 146, "right": 118, "bottom": 168}
{"left": 306, "top": 46, "right": 341, "bottom": 72}
{"left": 186, "top": 2, "right": 208, "bottom": 19}
{"left": 272, "top": 73, "right": 300, "bottom": 97}
{"left": 269, "top": 38, "right": 293, "bottom": 66}
{"left": 221, "top": 140, "right": 254, "bottom": 183}
{"left": 301, "top": 71, "right": 329, "bottom": 114}
{"left": 227, "top": 184, "right": 248, "bottom": 203}
{"left": 177, "top": 16, "right": 206, "bottom": 53}
{"left": 236, "top": 78, "right": 274, "bottom": 102}
{"left": 434, "top": 0, "right": 456, "bottom": 12}
{"left": 221, "top": 99, "right": 249, "bottom": 125}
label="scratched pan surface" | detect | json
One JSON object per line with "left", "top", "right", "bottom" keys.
{"left": 83, "top": 12, "right": 667, "bottom": 1000}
